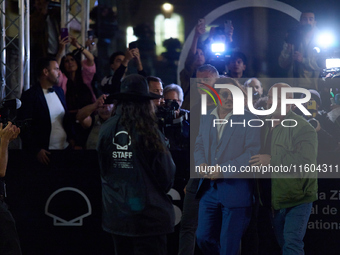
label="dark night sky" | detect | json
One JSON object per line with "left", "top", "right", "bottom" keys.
{"left": 114, "top": 0, "right": 340, "bottom": 79}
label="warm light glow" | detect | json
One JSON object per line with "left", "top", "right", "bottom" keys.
{"left": 162, "top": 3, "right": 173, "bottom": 12}
{"left": 155, "top": 13, "right": 184, "bottom": 55}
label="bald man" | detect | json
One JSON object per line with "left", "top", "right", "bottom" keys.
{"left": 250, "top": 83, "right": 318, "bottom": 255}
{"left": 244, "top": 78, "right": 264, "bottom": 97}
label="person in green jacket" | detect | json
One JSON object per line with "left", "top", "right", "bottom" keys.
{"left": 250, "top": 83, "right": 318, "bottom": 255}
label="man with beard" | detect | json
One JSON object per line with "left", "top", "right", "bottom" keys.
{"left": 194, "top": 77, "right": 260, "bottom": 255}
{"left": 279, "top": 11, "right": 322, "bottom": 90}
{"left": 18, "top": 57, "right": 75, "bottom": 165}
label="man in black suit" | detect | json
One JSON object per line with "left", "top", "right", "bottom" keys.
{"left": 18, "top": 57, "right": 74, "bottom": 165}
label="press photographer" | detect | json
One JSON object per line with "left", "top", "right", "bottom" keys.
{"left": 0, "top": 122, "right": 21, "bottom": 254}
{"left": 204, "top": 20, "right": 237, "bottom": 74}
{"left": 157, "top": 84, "right": 189, "bottom": 150}
{"left": 279, "top": 11, "right": 323, "bottom": 90}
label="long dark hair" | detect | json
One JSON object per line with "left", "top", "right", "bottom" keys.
{"left": 120, "top": 100, "right": 166, "bottom": 152}
{"left": 60, "top": 53, "right": 83, "bottom": 83}
{"left": 60, "top": 53, "right": 92, "bottom": 111}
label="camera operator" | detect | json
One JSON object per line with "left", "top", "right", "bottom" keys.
{"left": 0, "top": 122, "right": 21, "bottom": 255}
{"left": 204, "top": 20, "right": 239, "bottom": 75}
{"left": 279, "top": 11, "right": 323, "bottom": 90}
{"left": 160, "top": 84, "right": 189, "bottom": 150}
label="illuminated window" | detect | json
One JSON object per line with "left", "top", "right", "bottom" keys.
{"left": 126, "top": 26, "right": 137, "bottom": 48}
{"left": 155, "top": 13, "right": 184, "bottom": 55}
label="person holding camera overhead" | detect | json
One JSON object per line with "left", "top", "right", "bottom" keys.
{"left": 180, "top": 19, "right": 206, "bottom": 110}
{"left": 56, "top": 35, "right": 97, "bottom": 148}
{"left": 101, "top": 45, "right": 146, "bottom": 95}
{"left": 279, "top": 11, "right": 323, "bottom": 90}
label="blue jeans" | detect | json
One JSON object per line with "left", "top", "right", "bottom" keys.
{"left": 271, "top": 203, "right": 313, "bottom": 255}
{"left": 196, "top": 186, "right": 251, "bottom": 255}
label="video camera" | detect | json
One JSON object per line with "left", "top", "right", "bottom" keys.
{"left": 209, "top": 20, "right": 233, "bottom": 58}
{"left": 285, "top": 24, "right": 313, "bottom": 48}
{"left": 157, "top": 99, "right": 182, "bottom": 126}
{"left": 206, "top": 20, "right": 234, "bottom": 74}
{"left": 321, "top": 58, "right": 340, "bottom": 80}
{"left": 0, "top": 98, "right": 31, "bottom": 131}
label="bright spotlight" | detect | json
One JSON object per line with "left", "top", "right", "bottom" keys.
{"left": 211, "top": 43, "right": 225, "bottom": 53}
{"left": 326, "top": 58, "right": 340, "bottom": 69}
{"left": 162, "top": 3, "right": 173, "bottom": 12}
{"left": 317, "top": 32, "right": 335, "bottom": 48}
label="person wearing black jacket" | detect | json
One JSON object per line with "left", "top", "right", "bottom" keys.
{"left": 18, "top": 57, "right": 75, "bottom": 165}
{"left": 101, "top": 48, "right": 146, "bottom": 94}
{"left": 97, "top": 74, "right": 176, "bottom": 255}
{"left": 0, "top": 122, "right": 21, "bottom": 254}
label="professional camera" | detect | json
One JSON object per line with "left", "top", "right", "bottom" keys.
{"left": 0, "top": 99, "right": 21, "bottom": 123}
{"left": 0, "top": 98, "right": 31, "bottom": 131}
{"left": 210, "top": 27, "right": 228, "bottom": 61}
{"left": 156, "top": 99, "right": 189, "bottom": 149}
{"left": 157, "top": 99, "right": 180, "bottom": 126}
{"left": 206, "top": 21, "right": 235, "bottom": 74}
{"left": 321, "top": 58, "right": 340, "bottom": 80}
{"left": 285, "top": 24, "right": 312, "bottom": 47}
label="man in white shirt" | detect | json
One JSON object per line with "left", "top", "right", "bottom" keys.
{"left": 18, "top": 57, "right": 75, "bottom": 165}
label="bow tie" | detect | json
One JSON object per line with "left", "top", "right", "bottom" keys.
{"left": 47, "top": 88, "right": 55, "bottom": 93}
